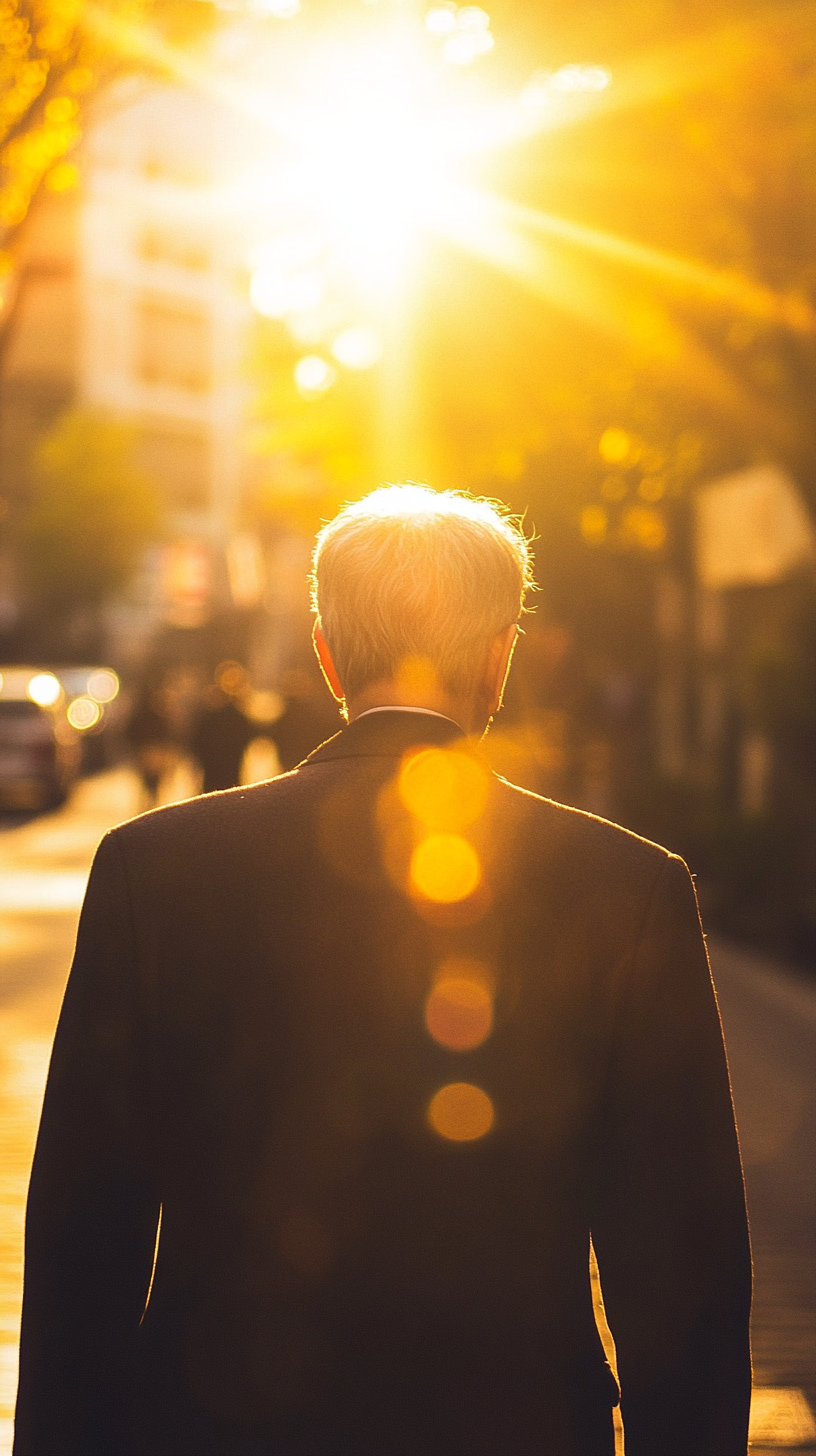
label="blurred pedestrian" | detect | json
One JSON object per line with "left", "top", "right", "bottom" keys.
{"left": 124, "top": 677, "right": 177, "bottom": 808}
{"left": 15, "top": 485, "right": 751, "bottom": 1456}
{"left": 190, "top": 662, "right": 256, "bottom": 794}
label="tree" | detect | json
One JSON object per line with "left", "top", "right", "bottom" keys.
{"left": 18, "top": 408, "right": 161, "bottom": 622}
{"left": 0, "top": 0, "right": 214, "bottom": 372}
{"left": 0, "top": 0, "right": 213, "bottom": 244}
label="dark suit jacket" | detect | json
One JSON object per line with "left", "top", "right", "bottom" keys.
{"left": 14, "top": 710, "right": 751, "bottom": 1456}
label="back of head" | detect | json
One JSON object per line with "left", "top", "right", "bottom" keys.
{"left": 311, "top": 484, "right": 533, "bottom": 701}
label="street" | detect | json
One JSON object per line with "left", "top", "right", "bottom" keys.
{"left": 1, "top": 772, "right": 814, "bottom": 1454}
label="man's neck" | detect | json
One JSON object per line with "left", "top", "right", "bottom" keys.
{"left": 346, "top": 685, "right": 483, "bottom": 734}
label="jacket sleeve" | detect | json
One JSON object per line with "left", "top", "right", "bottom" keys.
{"left": 14, "top": 831, "right": 160, "bottom": 1456}
{"left": 591, "top": 853, "right": 752, "bottom": 1456}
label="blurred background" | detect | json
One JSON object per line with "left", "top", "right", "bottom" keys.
{"left": 2, "top": 0, "right": 814, "bottom": 959}
{"left": 0, "top": 0, "right": 814, "bottom": 1449}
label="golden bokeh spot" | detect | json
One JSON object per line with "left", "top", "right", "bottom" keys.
{"left": 428, "top": 1082, "right": 494, "bottom": 1142}
{"left": 215, "top": 659, "right": 248, "bottom": 695}
{"left": 395, "top": 655, "right": 438, "bottom": 699}
{"left": 580, "top": 505, "right": 607, "bottom": 546}
{"left": 410, "top": 833, "right": 481, "bottom": 903}
{"left": 45, "top": 161, "right": 79, "bottom": 194}
{"left": 398, "top": 747, "right": 489, "bottom": 831}
{"left": 44, "top": 96, "right": 79, "bottom": 125}
{"left": 599, "top": 427, "right": 630, "bottom": 464}
{"left": 621, "top": 505, "right": 667, "bottom": 551}
{"left": 425, "top": 976, "right": 493, "bottom": 1050}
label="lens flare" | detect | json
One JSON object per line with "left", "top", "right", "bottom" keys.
{"left": 425, "top": 975, "right": 492, "bottom": 1049}
{"left": 410, "top": 832, "right": 481, "bottom": 902}
{"left": 252, "top": 0, "right": 301, "bottom": 16}
{"left": 399, "top": 746, "right": 489, "bottom": 830}
{"left": 331, "top": 325, "right": 382, "bottom": 369}
{"left": 428, "top": 1081, "right": 494, "bottom": 1140}
{"left": 294, "top": 355, "right": 335, "bottom": 393}
{"left": 599, "top": 427, "right": 631, "bottom": 463}
{"left": 27, "top": 673, "right": 61, "bottom": 707}
{"left": 67, "top": 696, "right": 101, "bottom": 730}
{"left": 425, "top": 5, "right": 457, "bottom": 35}
{"left": 86, "top": 670, "right": 119, "bottom": 703}
{"left": 251, "top": 269, "right": 323, "bottom": 319}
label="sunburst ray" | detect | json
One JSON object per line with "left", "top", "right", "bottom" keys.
{"left": 492, "top": 200, "right": 816, "bottom": 336}
{"left": 429, "top": 184, "right": 765, "bottom": 417}
{"left": 475, "top": 3, "right": 813, "bottom": 156}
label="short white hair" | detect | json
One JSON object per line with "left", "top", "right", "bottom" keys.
{"left": 311, "top": 484, "right": 534, "bottom": 700}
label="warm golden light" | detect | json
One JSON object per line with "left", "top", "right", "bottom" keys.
{"left": 599, "top": 427, "right": 631, "bottom": 463}
{"left": 331, "top": 325, "right": 382, "bottom": 370}
{"left": 435, "top": 186, "right": 747, "bottom": 409}
{"left": 26, "top": 673, "right": 61, "bottom": 708}
{"left": 86, "top": 670, "right": 119, "bottom": 704}
{"left": 294, "top": 355, "right": 336, "bottom": 394}
{"left": 620, "top": 505, "right": 666, "bottom": 551}
{"left": 428, "top": 1081, "right": 494, "bottom": 1140}
{"left": 425, "top": 975, "right": 493, "bottom": 1049}
{"left": 410, "top": 832, "right": 481, "bottom": 902}
{"left": 580, "top": 505, "right": 608, "bottom": 545}
{"left": 81, "top": 3, "right": 815, "bottom": 428}
{"left": 399, "top": 746, "right": 489, "bottom": 830}
{"left": 66, "top": 696, "right": 101, "bottom": 731}
{"left": 394, "top": 655, "right": 439, "bottom": 699}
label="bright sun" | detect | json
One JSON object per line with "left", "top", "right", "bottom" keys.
{"left": 104, "top": 0, "right": 814, "bottom": 401}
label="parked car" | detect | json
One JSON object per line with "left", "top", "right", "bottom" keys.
{"left": 0, "top": 698, "right": 75, "bottom": 811}
{"left": 0, "top": 664, "right": 119, "bottom": 811}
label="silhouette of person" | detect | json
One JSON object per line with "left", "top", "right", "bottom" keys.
{"left": 15, "top": 486, "right": 751, "bottom": 1456}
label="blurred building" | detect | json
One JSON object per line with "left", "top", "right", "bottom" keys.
{"left": 79, "top": 80, "right": 255, "bottom": 545}
{"left": 653, "top": 465, "right": 816, "bottom": 818}
{"left": 0, "top": 188, "right": 78, "bottom": 637}
{"left": 0, "top": 79, "right": 267, "bottom": 662}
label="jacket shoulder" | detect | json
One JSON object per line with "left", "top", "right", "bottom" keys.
{"left": 491, "top": 773, "right": 679, "bottom": 903}
{"left": 103, "top": 773, "right": 300, "bottom": 856}
{"left": 495, "top": 773, "right": 672, "bottom": 859}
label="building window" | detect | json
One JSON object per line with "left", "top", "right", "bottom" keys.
{"left": 138, "top": 425, "right": 210, "bottom": 510}
{"left": 137, "top": 299, "right": 211, "bottom": 392}
{"left": 138, "top": 228, "right": 211, "bottom": 271}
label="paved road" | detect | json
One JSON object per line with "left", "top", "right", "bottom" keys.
{"left": 711, "top": 937, "right": 816, "bottom": 1453}
{"left": 0, "top": 772, "right": 814, "bottom": 1453}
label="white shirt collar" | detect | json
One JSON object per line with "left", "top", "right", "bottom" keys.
{"left": 353, "top": 706, "right": 463, "bottom": 729}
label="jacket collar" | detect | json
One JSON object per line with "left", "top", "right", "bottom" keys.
{"left": 303, "top": 708, "right": 466, "bottom": 765}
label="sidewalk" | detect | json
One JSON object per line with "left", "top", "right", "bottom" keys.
{"left": 0, "top": 770, "right": 143, "bottom": 1454}
{"left": 710, "top": 937, "right": 816, "bottom": 1454}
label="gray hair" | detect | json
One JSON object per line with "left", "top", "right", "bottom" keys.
{"left": 310, "top": 484, "right": 534, "bottom": 701}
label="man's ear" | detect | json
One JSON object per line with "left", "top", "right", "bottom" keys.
{"left": 486, "top": 624, "right": 519, "bottom": 717}
{"left": 313, "top": 623, "right": 345, "bottom": 703}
